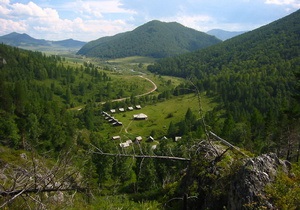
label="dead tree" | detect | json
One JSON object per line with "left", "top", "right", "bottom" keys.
{"left": 92, "top": 149, "right": 191, "bottom": 161}
{"left": 0, "top": 150, "right": 88, "bottom": 209}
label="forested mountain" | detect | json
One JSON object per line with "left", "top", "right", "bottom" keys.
{"left": 77, "top": 20, "right": 221, "bottom": 58}
{"left": 206, "top": 29, "right": 246, "bottom": 40}
{"left": 148, "top": 10, "right": 300, "bottom": 156}
{"left": 0, "top": 32, "right": 49, "bottom": 46}
{"left": 0, "top": 32, "right": 86, "bottom": 51}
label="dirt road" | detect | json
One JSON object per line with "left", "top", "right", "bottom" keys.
{"left": 110, "top": 75, "right": 157, "bottom": 103}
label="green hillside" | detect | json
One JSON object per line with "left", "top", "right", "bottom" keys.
{"left": 77, "top": 20, "right": 221, "bottom": 58}
{"left": 148, "top": 10, "right": 300, "bottom": 156}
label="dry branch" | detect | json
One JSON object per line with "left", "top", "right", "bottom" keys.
{"left": 209, "top": 131, "right": 248, "bottom": 157}
{"left": 0, "top": 186, "right": 86, "bottom": 197}
{"left": 0, "top": 150, "right": 87, "bottom": 208}
{"left": 92, "top": 151, "right": 190, "bottom": 161}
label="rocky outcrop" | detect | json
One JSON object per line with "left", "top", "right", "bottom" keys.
{"left": 179, "top": 140, "right": 292, "bottom": 210}
{"left": 228, "top": 153, "right": 291, "bottom": 209}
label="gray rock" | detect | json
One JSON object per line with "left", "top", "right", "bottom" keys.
{"left": 228, "top": 153, "right": 290, "bottom": 209}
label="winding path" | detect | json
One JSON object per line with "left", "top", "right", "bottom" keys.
{"left": 72, "top": 75, "right": 157, "bottom": 110}
{"left": 109, "top": 75, "right": 157, "bottom": 103}
{"left": 136, "top": 76, "right": 157, "bottom": 97}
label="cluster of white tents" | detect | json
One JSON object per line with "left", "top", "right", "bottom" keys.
{"left": 102, "top": 111, "right": 123, "bottom": 126}
{"left": 110, "top": 105, "right": 142, "bottom": 114}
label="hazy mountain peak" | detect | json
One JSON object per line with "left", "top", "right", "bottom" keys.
{"left": 206, "top": 29, "right": 246, "bottom": 41}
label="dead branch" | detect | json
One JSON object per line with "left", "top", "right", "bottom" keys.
{"left": 211, "top": 146, "right": 232, "bottom": 165}
{"left": 188, "top": 78, "right": 221, "bottom": 158}
{"left": 0, "top": 186, "right": 86, "bottom": 197}
{"left": 188, "top": 78, "right": 210, "bottom": 139}
{"left": 92, "top": 151, "right": 190, "bottom": 161}
{"left": 209, "top": 131, "right": 248, "bottom": 157}
{"left": 90, "top": 143, "right": 190, "bottom": 161}
{"left": 0, "top": 188, "right": 26, "bottom": 208}
{"left": 0, "top": 149, "right": 88, "bottom": 208}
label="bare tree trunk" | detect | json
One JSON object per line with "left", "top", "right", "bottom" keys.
{"left": 183, "top": 193, "right": 188, "bottom": 210}
{"left": 296, "top": 136, "right": 300, "bottom": 162}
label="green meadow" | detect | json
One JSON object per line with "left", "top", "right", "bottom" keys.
{"left": 107, "top": 56, "right": 157, "bottom": 66}
{"left": 104, "top": 93, "right": 215, "bottom": 141}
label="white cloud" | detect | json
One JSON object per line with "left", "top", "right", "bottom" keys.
{"left": 162, "top": 14, "right": 213, "bottom": 30}
{"left": 0, "top": 5, "right": 10, "bottom": 16}
{"left": 65, "top": 0, "right": 136, "bottom": 18}
{"left": 0, "top": 0, "right": 136, "bottom": 41}
{"left": 265, "top": 0, "right": 300, "bottom": 8}
{"left": 160, "top": 11, "right": 264, "bottom": 32}
{"left": 10, "top": 1, "right": 59, "bottom": 19}
{"left": 0, "top": 0, "right": 9, "bottom": 5}
{"left": 25, "top": 15, "right": 134, "bottom": 41}
{"left": 1, "top": 1, "right": 60, "bottom": 20}
{"left": 0, "top": 18, "right": 27, "bottom": 33}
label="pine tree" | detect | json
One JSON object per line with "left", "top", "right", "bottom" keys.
{"left": 167, "top": 121, "right": 176, "bottom": 138}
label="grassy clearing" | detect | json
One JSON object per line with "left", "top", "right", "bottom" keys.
{"left": 106, "top": 93, "right": 215, "bottom": 140}
{"left": 68, "top": 194, "right": 160, "bottom": 210}
{"left": 107, "top": 56, "right": 157, "bottom": 65}
{"left": 108, "top": 74, "right": 156, "bottom": 97}
{"left": 144, "top": 74, "right": 185, "bottom": 93}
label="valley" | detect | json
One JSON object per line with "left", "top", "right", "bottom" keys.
{"left": 64, "top": 56, "right": 213, "bottom": 143}
{"left": 0, "top": 9, "right": 299, "bottom": 210}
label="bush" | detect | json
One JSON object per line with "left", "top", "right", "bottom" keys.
{"left": 265, "top": 164, "right": 300, "bottom": 209}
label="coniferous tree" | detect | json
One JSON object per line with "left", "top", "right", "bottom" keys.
{"left": 167, "top": 121, "right": 176, "bottom": 138}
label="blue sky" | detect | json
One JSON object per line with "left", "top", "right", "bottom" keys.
{"left": 0, "top": 0, "right": 299, "bottom": 41}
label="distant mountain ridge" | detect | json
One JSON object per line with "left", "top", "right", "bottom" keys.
{"left": 206, "top": 29, "right": 246, "bottom": 40}
{"left": 52, "top": 38, "right": 87, "bottom": 48}
{"left": 0, "top": 32, "right": 86, "bottom": 51}
{"left": 0, "top": 32, "right": 49, "bottom": 46}
{"left": 77, "top": 20, "right": 221, "bottom": 58}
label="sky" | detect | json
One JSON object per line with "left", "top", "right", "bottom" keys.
{"left": 0, "top": 0, "right": 299, "bottom": 42}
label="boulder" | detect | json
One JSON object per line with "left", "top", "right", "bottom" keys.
{"left": 228, "top": 153, "right": 291, "bottom": 209}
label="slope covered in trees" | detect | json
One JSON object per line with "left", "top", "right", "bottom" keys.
{"left": 77, "top": 20, "right": 221, "bottom": 58}
{"left": 0, "top": 44, "right": 153, "bottom": 154}
{"left": 0, "top": 43, "right": 194, "bottom": 208}
{"left": 148, "top": 10, "right": 300, "bottom": 156}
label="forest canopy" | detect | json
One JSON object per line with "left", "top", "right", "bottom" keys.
{"left": 148, "top": 9, "right": 300, "bottom": 156}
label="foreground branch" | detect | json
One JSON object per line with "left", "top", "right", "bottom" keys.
{"left": 0, "top": 149, "right": 88, "bottom": 208}
{"left": 0, "top": 187, "right": 86, "bottom": 197}
{"left": 92, "top": 151, "right": 191, "bottom": 161}
{"left": 209, "top": 131, "right": 248, "bottom": 157}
